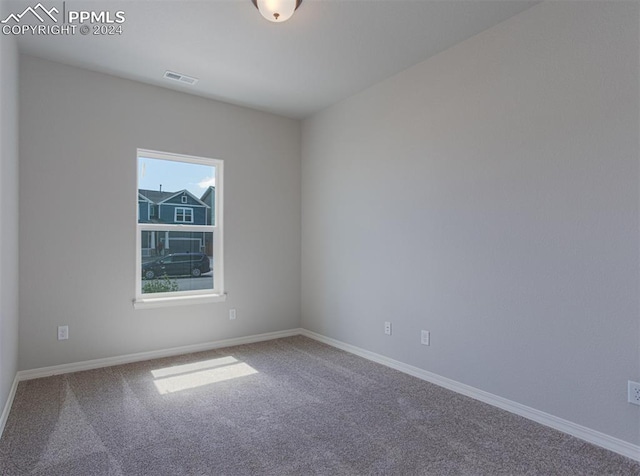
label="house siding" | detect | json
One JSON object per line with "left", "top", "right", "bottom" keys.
{"left": 157, "top": 204, "right": 207, "bottom": 225}
{"left": 138, "top": 201, "right": 149, "bottom": 222}
{"left": 201, "top": 187, "right": 215, "bottom": 226}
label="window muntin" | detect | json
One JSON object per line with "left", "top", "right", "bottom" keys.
{"left": 135, "top": 149, "right": 223, "bottom": 304}
{"left": 175, "top": 207, "right": 194, "bottom": 223}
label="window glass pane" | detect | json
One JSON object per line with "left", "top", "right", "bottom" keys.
{"left": 141, "top": 230, "right": 214, "bottom": 295}
{"left": 136, "top": 150, "right": 222, "bottom": 304}
{"left": 138, "top": 157, "right": 215, "bottom": 225}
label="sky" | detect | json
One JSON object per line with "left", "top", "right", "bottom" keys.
{"left": 138, "top": 157, "right": 215, "bottom": 198}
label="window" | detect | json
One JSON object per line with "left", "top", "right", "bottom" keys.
{"left": 135, "top": 149, "right": 224, "bottom": 308}
{"left": 175, "top": 207, "right": 194, "bottom": 223}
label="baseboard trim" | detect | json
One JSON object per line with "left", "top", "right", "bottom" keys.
{"left": 300, "top": 329, "right": 640, "bottom": 462}
{"left": 0, "top": 375, "right": 19, "bottom": 438}
{"left": 9, "top": 327, "right": 640, "bottom": 462}
{"left": 18, "top": 328, "right": 303, "bottom": 381}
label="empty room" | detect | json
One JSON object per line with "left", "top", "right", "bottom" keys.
{"left": 0, "top": 0, "right": 639, "bottom": 474}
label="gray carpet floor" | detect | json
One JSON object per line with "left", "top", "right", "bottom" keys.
{"left": 0, "top": 336, "right": 638, "bottom": 475}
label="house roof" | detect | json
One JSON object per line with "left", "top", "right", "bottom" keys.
{"left": 139, "top": 189, "right": 210, "bottom": 208}
{"left": 159, "top": 190, "right": 209, "bottom": 208}
{"left": 139, "top": 189, "right": 176, "bottom": 203}
{"left": 138, "top": 192, "right": 153, "bottom": 203}
{"left": 200, "top": 186, "right": 215, "bottom": 202}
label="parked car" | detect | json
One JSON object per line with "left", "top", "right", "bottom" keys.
{"left": 142, "top": 252, "right": 210, "bottom": 279}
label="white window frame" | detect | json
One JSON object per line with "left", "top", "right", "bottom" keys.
{"left": 174, "top": 207, "right": 194, "bottom": 223}
{"left": 134, "top": 149, "right": 225, "bottom": 309}
{"left": 181, "top": 195, "right": 188, "bottom": 204}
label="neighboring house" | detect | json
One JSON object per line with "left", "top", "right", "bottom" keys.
{"left": 200, "top": 186, "right": 216, "bottom": 226}
{"left": 138, "top": 189, "right": 209, "bottom": 225}
{"left": 138, "top": 189, "right": 211, "bottom": 257}
{"left": 200, "top": 186, "right": 216, "bottom": 255}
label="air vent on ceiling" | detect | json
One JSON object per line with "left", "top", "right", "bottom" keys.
{"left": 163, "top": 71, "right": 198, "bottom": 85}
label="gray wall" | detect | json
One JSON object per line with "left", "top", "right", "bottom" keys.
{"left": 19, "top": 56, "right": 301, "bottom": 370}
{"left": 0, "top": 33, "right": 19, "bottom": 412}
{"left": 301, "top": 2, "right": 639, "bottom": 445}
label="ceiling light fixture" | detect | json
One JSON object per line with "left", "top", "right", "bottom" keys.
{"left": 251, "top": 0, "right": 302, "bottom": 23}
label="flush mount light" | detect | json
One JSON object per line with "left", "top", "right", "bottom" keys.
{"left": 251, "top": 0, "right": 302, "bottom": 23}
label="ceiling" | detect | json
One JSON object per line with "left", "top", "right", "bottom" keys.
{"left": 10, "top": 0, "right": 539, "bottom": 118}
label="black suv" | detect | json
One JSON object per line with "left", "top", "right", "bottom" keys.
{"left": 142, "top": 253, "right": 211, "bottom": 279}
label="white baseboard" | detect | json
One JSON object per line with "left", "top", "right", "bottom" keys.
{"left": 300, "top": 329, "right": 640, "bottom": 463}
{"left": 6, "top": 327, "right": 639, "bottom": 462}
{"left": 17, "top": 328, "right": 303, "bottom": 381}
{"left": 0, "top": 375, "right": 19, "bottom": 437}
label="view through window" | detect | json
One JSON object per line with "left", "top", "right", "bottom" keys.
{"left": 136, "top": 149, "right": 223, "bottom": 302}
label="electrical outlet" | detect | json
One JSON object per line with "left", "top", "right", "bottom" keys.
{"left": 384, "top": 321, "right": 391, "bottom": 335}
{"left": 229, "top": 309, "right": 237, "bottom": 320}
{"left": 421, "top": 330, "right": 430, "bottom": 346}
{"left": 57, "top": 325, "right": 69, "bottom": 341}
{"left": 628, "top": 381, "right": 640, "bottom": 406}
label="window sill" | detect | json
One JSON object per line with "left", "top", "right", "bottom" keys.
{"left": 133, "top": 293, "right": 226, "bottom": 310}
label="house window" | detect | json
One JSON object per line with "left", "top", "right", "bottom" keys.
{"left": 175, "top": 207, "right": 194, "bottom": 223}
{"left": 135, "top": 149, "right": 224, "bottom": 308}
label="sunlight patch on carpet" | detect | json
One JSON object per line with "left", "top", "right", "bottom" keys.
{"left": 151, "top": 356, "right": 240, "bottom": 378}
{"left": 152, "top": 357, "right": 258, "bottom": 394}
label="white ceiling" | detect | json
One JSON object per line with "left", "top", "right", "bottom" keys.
{"left": 11, "top": 0, "right": 539, "bottom": 118}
